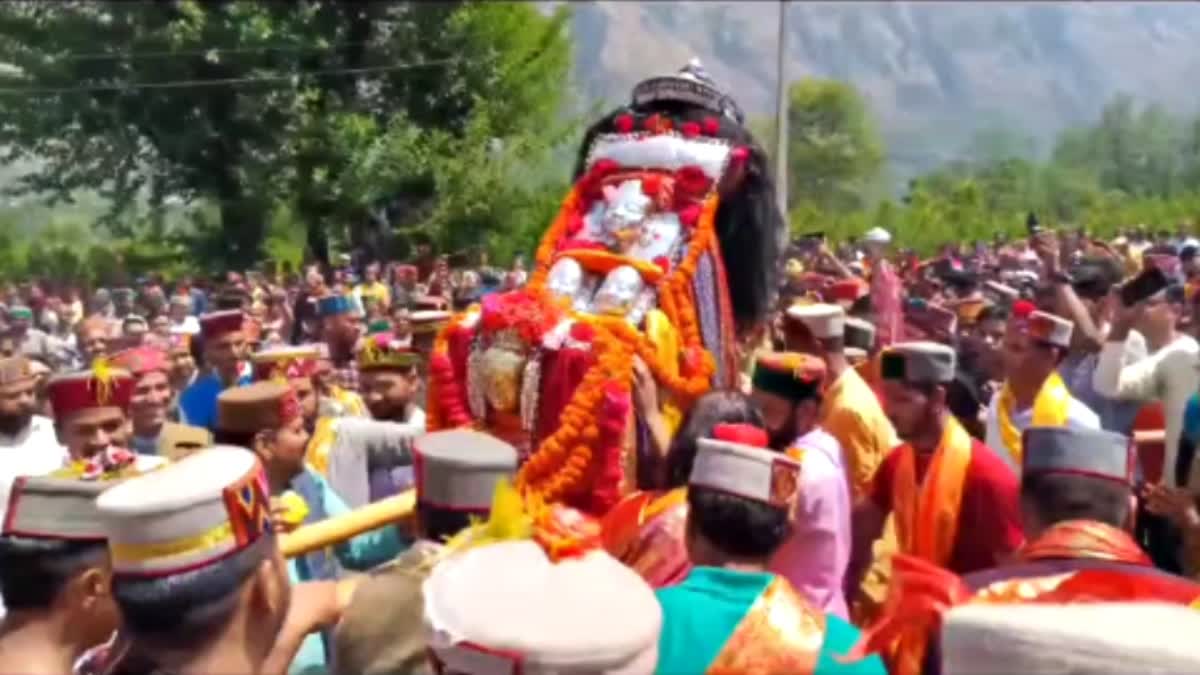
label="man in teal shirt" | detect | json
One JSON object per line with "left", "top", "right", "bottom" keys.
{"left": 216, "top": 382, "right": 404, "bottom": 675}
{"left": 656, "top": 423, "right": 885, "bottom": 675}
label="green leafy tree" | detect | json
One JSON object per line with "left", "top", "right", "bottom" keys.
{"left": 0, "top": 1, "right": 573, "bottom": 268}
{"left": 781, "top": 79, "right": 886, "bottom": 216}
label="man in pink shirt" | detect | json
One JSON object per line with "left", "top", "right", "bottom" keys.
{"left": 750, "top": 352, "right": 852, "bottom": 620}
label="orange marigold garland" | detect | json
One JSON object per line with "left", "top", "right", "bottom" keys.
{"left": 517, "top": 191, "right": 724, "bottom": 509}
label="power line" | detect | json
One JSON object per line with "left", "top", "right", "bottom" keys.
{"left": 38, "top": 41, "right": 375, "bottom": 62}
{"left": 0, "top": 60, "right": 459, "bottom": 96}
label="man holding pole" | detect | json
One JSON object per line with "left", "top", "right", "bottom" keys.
{"left": 214, "top": 381, "right": 403, "bottom": 674}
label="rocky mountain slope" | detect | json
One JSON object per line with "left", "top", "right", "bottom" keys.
{"left": 562, "top": 1, "right": 1200, "bottom": 178}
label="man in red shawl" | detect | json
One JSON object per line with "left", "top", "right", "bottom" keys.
{"left": 849, "top": 424, "right": 1200, "bottom": 675}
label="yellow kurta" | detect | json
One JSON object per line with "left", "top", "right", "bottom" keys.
{"left": 819, "top": 367, "right": 898, "bottom": 503}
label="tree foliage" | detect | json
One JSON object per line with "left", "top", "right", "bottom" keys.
{"left": 0, "top": 1, "right": 573, "bottom": 269}
{"left": 784, "top": 86, "right": 1200, "bottom": 252}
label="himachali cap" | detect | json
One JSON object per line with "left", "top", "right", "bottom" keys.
{"left": 880, "top": 341, "right": 957, "bottom": 384}
{"left": 199, "top": 309, "right": 245, "bottom": 340}
{"left": 357, "top": 333, "right": 421, "bottom": 371}
{"left": 317, "top": 294, "right": 359, "bottom": 318}
{"left": 690, "top": 423, "right": 801, "bottom": 509}
{"left": 1022, "top": 426, "right": 1134, "bottom": 485}
{"left": 631, "top": 57, "right": 744, "bottom": 124}
{"left": 48, "top": 366, "right": 135, "bottom": 420}
{"left": 786, "top": 302, "right": 845, "bottom": 339}
{"left": 0, "top": 356, "right": 36, "bottom": 392}
{"left": 251, "top": 344, "right": 321, "bottom": 382}
{"left": 414, "top": 430, "right": 518, "bottom": 512}
{"left": 827, "top": 278, "right": 868, "bottom": 305}
{"left": 752, "top": 352, "right": 827, "bottom": 402}
{"left": 216, "top": 381, "right": 302, "bottom": 434}
{"left": 97, "top": 446, "right": 273, "bottom": 577}
{"left": 940, "top": 603, "right": 1200, "bottom": 675}
{"left": 409, "top": 310, "right": 451, "bottom": 335}
{"left": 2, "top": 449, "right": 147, "bottom": 541}
{"left": 7, "top": 305, "right": 32, "bottom": 321}
{"left": 423, "top": 540, "right": 662, "bottom": 674}
{"left": 843, "top": 317, "right": 876, "bottom": 351}
{"left": 1023, "top": 309, "right": 1073, "bottom": 348}
{"left": 111, "top": 346, "right": 169, "bottom": 377}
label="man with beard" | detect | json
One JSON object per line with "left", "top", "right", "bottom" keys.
{"left": 851, "top": 342, "right": 1022, "bottom": 586}
{"left": 179, "top": 310, "right": 252, "bottom": 430}
{"left": 748, "top": 352, "right": 852, "bottom": 619}
{"left": 321, "top": 333, "right": 427, "bottom": 509}
{"left": 111, "top": 346, "right": 211, "bottom": 460}
{"left": 0, "top": 356, "right": 65, "bottom": 475}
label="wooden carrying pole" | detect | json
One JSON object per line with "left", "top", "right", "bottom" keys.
{"left": 281, "top": 489, "right": 416, "bottom": 559}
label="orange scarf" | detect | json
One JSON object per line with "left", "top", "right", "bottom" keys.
{"left": 888, "top": 416, "right": 973, "bottom": 675}
{"left": 893, "top": 416, "right": 973, "bottom": 564}
{"left": 996, "top": 371, "right": 1070, "bottom": 467}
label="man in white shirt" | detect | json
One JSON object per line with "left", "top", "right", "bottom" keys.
{"left": 167, "top": 295, "right": 201, "bottom": 336}
{"left": 1094, "top": 284, "right": 1199, "bottom": 488}
{"left": 0, "top": 356, "right": 67, "bottom": 478}
{"left": 985, "top": 304, "right": 1100, "bottom": 475}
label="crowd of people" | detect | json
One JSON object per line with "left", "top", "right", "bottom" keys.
{"left": 3, "top": 59, "right": 1200, "bottom": 675}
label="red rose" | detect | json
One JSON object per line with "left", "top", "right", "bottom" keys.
{"left": 579, "top": 158, "right": 621, "bottom": 198}
{"left": 674, "top": 165, "right": 713, "bottom": 201}
{"left": 702, "top": 116, "right": 721, "bottom": 136}
{"left": 677, "top": 203, "right": 701, "bottom": 229}
{"left": 614, "top": 113, "right": 635, "bottom": 133}
{"left": 641, "top": 173, "right": 663, "bottom": 199}
{"left": 652, "top": 256, "right": 671, "bottom": 274}
{"left": 730, "top": 146, "right": 749, "bottom": 163}
{"left": 680, "top": 121, "right": 701, "bottom": 138}
{"left": 569, "top": 321, "right": 596, "bottom": 343}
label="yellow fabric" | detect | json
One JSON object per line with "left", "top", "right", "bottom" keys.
{"left": 109, "top": 522, "right": 233, "bottom": 564}
{"left": 305, "top": 417, "right": 337, "bottom": 476}
{"left": 996, "top": 371, "right": 1071, "bottom": 467}
{"left": 332, "top": 386, "right": 368, "bottom": 417}
{"left": 820, "top": 368, "right": 899, "bottom": 503}
{"left": 645, "top": 309, "right": 683, "bottom": 437}
{"left": 355, "top": 282, "right": 391, "bottom": 309}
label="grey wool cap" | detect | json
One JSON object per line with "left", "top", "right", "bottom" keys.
{"left": 414, "top": 430, "right": 518, "bottom": 513}
{"left": 880, "top": 341, "right": 956, "bottom": 384}
{"left": 1022, "top": 426, "right": 1133, "bottom": 485}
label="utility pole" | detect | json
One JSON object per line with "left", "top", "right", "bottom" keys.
{"left": 773, "top": 0, "right": 790, "bottom": 215}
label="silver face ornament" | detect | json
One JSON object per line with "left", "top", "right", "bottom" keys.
{"left": 591, "top": 264, "right": 646, "bottom": 317}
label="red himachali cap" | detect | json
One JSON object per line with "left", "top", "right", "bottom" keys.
{"left": 48, "top": 367, "right": 135, "bottom": 419}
